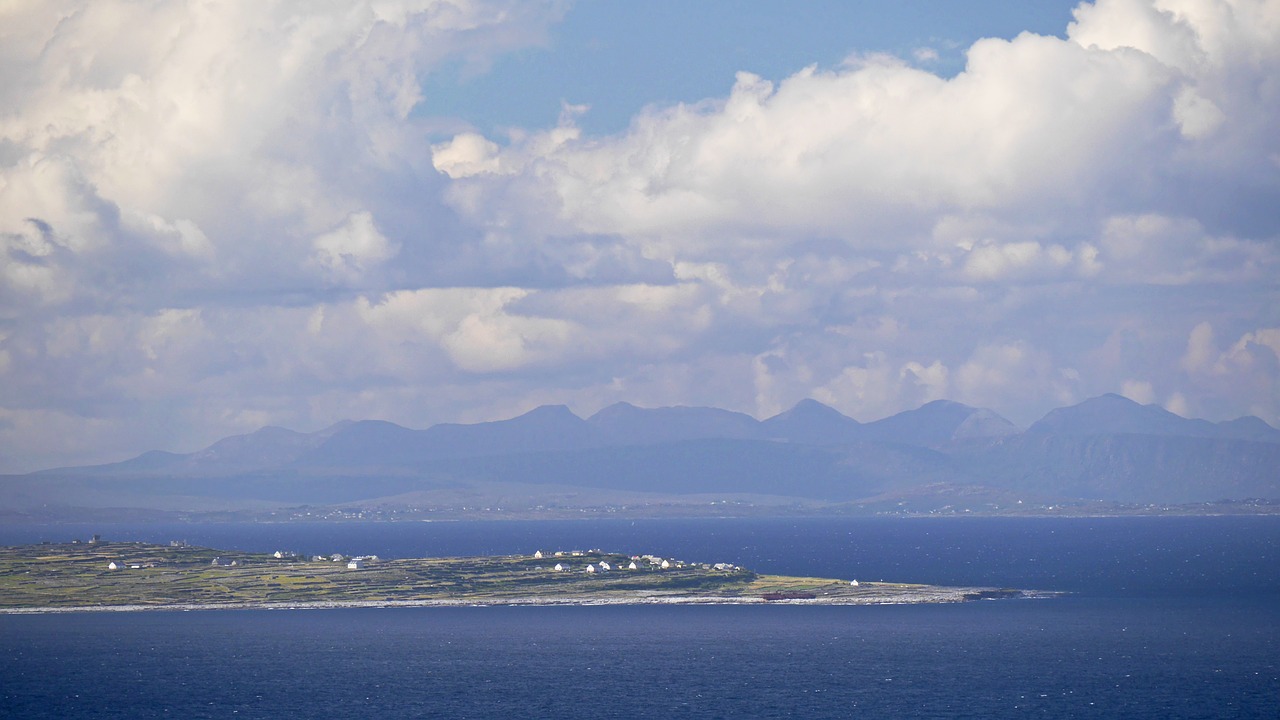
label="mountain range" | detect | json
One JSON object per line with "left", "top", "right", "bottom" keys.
{"left": 4, "top": 394, "right": 1278, "bottom": 519}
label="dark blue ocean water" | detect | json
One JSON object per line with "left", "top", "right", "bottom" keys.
{"left": 2, "top": 517, "right": 1278, "bottom": 718}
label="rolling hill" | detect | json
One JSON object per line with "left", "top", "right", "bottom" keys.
{"left": 4, "top": 395, "right": 1277, "bottom": 519}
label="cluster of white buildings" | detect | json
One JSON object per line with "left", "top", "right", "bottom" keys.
{"left": 538, "top": 551, "right": 685, "bottom": 574}
{"left": 106, "top": 550, "right": 382, "bottom": 571}
{"left": 303, "top": 552, "right": 380, "bottom": 569}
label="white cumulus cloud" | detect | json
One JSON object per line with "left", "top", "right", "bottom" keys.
{"left": 2, "top": 0, "right": 1279, "bottom": 471}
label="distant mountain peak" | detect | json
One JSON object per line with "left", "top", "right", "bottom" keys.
{"left": 1213, "top": 415, "right": 1280, "bottom": 443}
{"left": 587, "top": 401, "right": 642, "bottom": 422}
{"left": 316, "top": 419, "right": 355, "bottom": 434}
{"left": 1027, "top": 393, "right": 1217, "bottom": 439}
{"left": 862, "top": 400, "right": 1014, "bottom": 446}
{"left": 598, "top": 400, "right": 640, "bottom": 411}
{"left": 792, "top": 398, "right": 831, "bottom": 409}
{"left": 515, "top": 404, "right": 582, "bottom": 421}
{"left": 1093, "top": 393, "right": 1143, "bottom": 407}
{"left": 952, "top": 408, "right": 1020, "bottom": 440}
{"left": 760, "top": 399, "right": 861, "bottom": 445}
{"left": 587, "top": 402, "right": 761, "bottom": 445}
{"left": 918, "top": 399, "right": 969, "bottom": 409}
{"left": 779, "top": 398, "right": 850, "bottom": 417}
{"left": 17, "top": 396, "right": 1279, "bottom": 513}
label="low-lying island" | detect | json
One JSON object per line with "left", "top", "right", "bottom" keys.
{"left": 0, "top": 541, "right": 1035, "bottom": 613}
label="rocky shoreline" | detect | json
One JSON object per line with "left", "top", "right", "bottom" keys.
{"left": 0, "top": 587, "right": 1053, "bottom": 615}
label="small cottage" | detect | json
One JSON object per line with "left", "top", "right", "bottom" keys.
{"left": 554, "top": 563, "right": 566, "bottom": 572}
{"left": 107, "top": 561, "right": 123, "bottom": 570}
{"left": 347, "top": 560, "right": 364, "bottom": 570}
{"left": 533, "top": 550, "right": 544, "bottom": 559}
{"left": 585, "top": 564, "right": 596, "bottom": 573}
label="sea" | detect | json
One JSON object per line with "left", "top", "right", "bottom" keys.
{"left": 1, "top": 516, "right": 1277, "bottom": 719}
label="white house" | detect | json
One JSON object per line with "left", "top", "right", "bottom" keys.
{"left": 627, "top": 561, "right": 638, "bottom": 570}
{"left": 599, "top": 561, "right": 611, "bottom": 571}
{"left": 585, "top": 564, "right": 596, "bottom": 573}
{"left": 660, "top": 559, "right": 671, "bottom": 569}
{"left": 554, "top": 563, "right": 566, "bottom": 571}
{"left": 107, "top": 561, "right": 123, "bottom": 570}
{"left": 850, "top": 580, "right": 859, "bottom": 587}
{"left": 533, "top": 550, "right": 544, "bottom": 559}
{"left": 347, "top": 560, "right": 364, "bottom": 570}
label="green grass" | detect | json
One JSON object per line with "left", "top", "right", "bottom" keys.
{"left": 0, "top": 543, "right": 762, "bottom": 608}
{"left": 0, "top": 542, "right": 986, "bottom": 609}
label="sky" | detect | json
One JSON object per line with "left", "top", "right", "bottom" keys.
{"left": 1, "top": 0, "right": 1278, "bottom": 473}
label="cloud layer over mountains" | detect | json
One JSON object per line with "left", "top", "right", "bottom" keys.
{"left": 1, "top": 0, "right": 1278, "bottom": 472}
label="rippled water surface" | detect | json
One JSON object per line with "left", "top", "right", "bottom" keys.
{"left": 3, "top": 517, "right": 1278, "bottom": 718}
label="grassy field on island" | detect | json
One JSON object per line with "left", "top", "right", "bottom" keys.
{"left": 0, "top": 541, "right": 1016, "bottom": 611}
